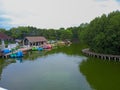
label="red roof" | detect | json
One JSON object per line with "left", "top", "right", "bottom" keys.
{"left": 0, "top": 32, "right": 12, "bottom": 40}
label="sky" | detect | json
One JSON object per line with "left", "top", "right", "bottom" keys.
{"left": 0, "top": 0, "right": 120, "bottom": 30}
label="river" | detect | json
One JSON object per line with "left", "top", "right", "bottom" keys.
{"left": 0, "top": 43, "right": 120, "bottom": 90}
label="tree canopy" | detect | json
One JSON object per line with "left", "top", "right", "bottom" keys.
{"left": 78, "top": 10, "right": 120, "bottom": 55}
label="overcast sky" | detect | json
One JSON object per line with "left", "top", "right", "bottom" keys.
{"left": 0, "top": 0, "right": 120, "bottom": 29}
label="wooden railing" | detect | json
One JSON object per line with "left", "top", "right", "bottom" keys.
{"left": 82, "top": 48, "right": 120, "bottom": 61}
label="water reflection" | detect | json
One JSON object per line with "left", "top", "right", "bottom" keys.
{"left": 80, "top": 57, "right": 120, "bottom": 90}
{"left": 0, "top": 53, "right": 91, "bottom": 90}
{"left": 23, "top": 50, "right": 49, "bottom": 61}
{"left": 16, "top": 58, "right": 23, "bottom": 63}
{"left": 44, "top": 44, "right": 88, "bottom": 57}
{"left": 0, "top": 44, "right": 91, "bottom": 90}
{"left": 0, "top": 59, "right": 16, "bottom": 80}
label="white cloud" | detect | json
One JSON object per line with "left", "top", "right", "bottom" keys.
{"left": 0, "top": 0, "right": 120, "bottom": 29}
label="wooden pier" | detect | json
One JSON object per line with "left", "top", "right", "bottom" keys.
{"left": 2, "top": 51, "right": 18, "bottom": 58}
{"left": 82, "top": 48, "right": 120, "bottom": 61}
{"left": 2, "top": 47, "right": 32, "bottom": 59}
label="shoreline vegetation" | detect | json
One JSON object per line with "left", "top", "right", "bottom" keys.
{"left": 0, "top": 10, "right": 120, "bottom": 56}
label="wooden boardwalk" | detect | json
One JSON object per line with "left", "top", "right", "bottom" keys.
{"left": 2, "top": 51, "right": 18, "bottom": 58}
{"left": 82, "top": 48, "right": 120, "bottom": 61}
{"left": 2, "top": 47, "right": 32, "bottom": 58}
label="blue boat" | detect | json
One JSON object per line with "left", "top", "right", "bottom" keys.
{"left": 10, "top": 51, "right": 23, "bottom": 58}
{"left": 2, "top": 49, "right": 11, "bottom": 54}
{"left": 37, "top": 47, "right": 43, "bottom": 51}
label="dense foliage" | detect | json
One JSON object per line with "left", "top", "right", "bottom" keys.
{"left": 79, "top": 11, "right": 120, "bottom": 55}
{"left": 0, "top": 10, "right": 120, "bottom": 54}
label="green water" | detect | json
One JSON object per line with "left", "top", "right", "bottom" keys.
{"left": 0, "top": 44, "right": 120, "bottom": 90}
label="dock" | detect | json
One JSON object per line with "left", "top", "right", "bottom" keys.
{"left": 2, "top": 51, "right": 18, "bottom": 58}
{"left": 82, "top": 48, "right": 120, "bottom": 61}
{"left": 2, "top": 47, "right": 32, "bottom": 58}
{"left": 19, "top": 47, "right": 32, "bottom": 54}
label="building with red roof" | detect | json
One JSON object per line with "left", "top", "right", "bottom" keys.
{"left": 0, "top": 32, "right": 12, "bottom": 41}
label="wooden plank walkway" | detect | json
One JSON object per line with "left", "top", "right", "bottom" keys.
{"left": 82, "top": 48, "right": 120, "bottom": 61}
{"left": 2, "top": 51, "right": 18, "bottom": 58}
{"left": 2, "top": 47, "right": 32, "bottom": 58}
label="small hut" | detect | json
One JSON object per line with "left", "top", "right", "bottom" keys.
{"left": 23, "top": 36, "right": 47, "bottom": 46}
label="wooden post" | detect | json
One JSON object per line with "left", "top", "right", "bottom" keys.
{"left": 23, "top": 39, "right": 24, "bottom": 46}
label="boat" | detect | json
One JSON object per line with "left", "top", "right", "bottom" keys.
{"left": 37, "top": 47, "right": 43, "bottom": 51}
{"left": 10, "top": 51, "right": 23, "bottom": 58}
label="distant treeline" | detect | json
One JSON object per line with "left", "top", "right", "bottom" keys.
{"left": 0, "top": 10, "right": 120, "bottom": 55}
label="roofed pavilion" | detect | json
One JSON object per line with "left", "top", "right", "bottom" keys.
{"left": 23, "top": 36, "right": 47, "bottom": 46}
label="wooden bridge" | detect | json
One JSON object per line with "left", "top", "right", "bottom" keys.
{"left": 82, "top": 48, "right": 120, "bottom": 61}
